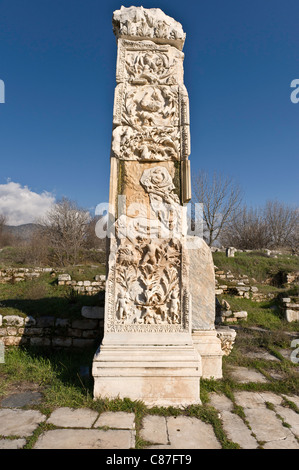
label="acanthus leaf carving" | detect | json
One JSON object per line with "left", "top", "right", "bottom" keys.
{"left": 112, "top": 126, "right": 180, "bottom": 161}
{"left": 114, "top": 84, "right": 179, "bottom": 128}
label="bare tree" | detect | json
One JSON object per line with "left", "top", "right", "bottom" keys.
{"left": 0, "top": 214, "right": 7, "bottom": 246}
{"left": 221, "top": 205, "right": 271, "bottom": 249}
{"left": 39, "top": 197, "right": 90, "bottom": 266}
{"left": 192, "top": 170, "right": 242, "bottom": 246}
{"left": 0, "top": 214, "right": 14, "bottom": 247}
{"left": 263, "top": 200, "right": 299, "bottom": 248}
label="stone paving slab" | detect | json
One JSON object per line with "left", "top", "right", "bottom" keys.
{"left": 0, "top": 438, "right": 26, "bottom": 449}
{"left": 0, "top": 394, "right": 298, "bottom": 449}
{"left": 246, "top": 351, "right": 280, "bottom": 362}
{"left": 234, "top": 391, "right": 269, "bottom": 408}
{"left": 242, "top": 405, "right": 292, "bottom": 443}
{"left": 1, "top": 391, "right": 43, "bottom": 408}
{"left": 140, "top": 415, "right": 168, "bottom": 445}
{"left": 218, "top": 410, "right": 258, "bottom": 449}
{"left": 94, "top": 411, "right": 135, "bottom": 430}
{"left": 283, "top": 394, "right": 299, "bottom": 408}
{"left": 257, "top": 392, "right": 283, "bottom": 406}
{"left": 233, "top": 391, "right": 296, "bottom": 446}
{"left": 209, "top": 393, "right": 233, "bottom": 412}
{"left": 228, "top": 366, "right": 268, "bottom": 384}
{"left": 166, "top": 416, "right": 221, "bottom": 449}
{"left": 275, "top": 405, "right": 299, "bottom": 436}
{"left": 33, "top": 429, "right": 136, "bottom": 449}
{"left": 209, "top": 393, "right": 258, "bottom": 449}
{"left": 0, "top": 409, "right": 46, "bottom": 437}
{"left": 47, "top": 407, "right": 98, "bottom": 428}
{"left": 263, "top": 434, "right": 299, "bottom": 449}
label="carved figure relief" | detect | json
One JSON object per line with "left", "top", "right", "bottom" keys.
{"left": 112, "top": 126, "right": 180, "bottom": 161}
{"left": 114, "top": 238, "right": 182, "bottom": 326}
{"left": 106, "top": 7, "right": 192, "bottom": 334}
{"left": 116, "top": 40, "right": 184, "bottom": 86}
{"left": 119, "top": 85, "right": 179, "bottom": 128}
{"left": 113, "top": 6, "right": 186, "bottom": 44}
{"left": 125, "top": 51, "right": 178, "bottom": 85}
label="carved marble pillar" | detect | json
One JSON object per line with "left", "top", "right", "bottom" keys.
{"left": 92, "top": 6, "right": 201, "bottom": 406}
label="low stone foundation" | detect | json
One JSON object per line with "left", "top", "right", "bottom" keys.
{"left": 0, "top": 308, "right": 104, "bottom": 348}
{"left": 57, "top": 274, "right": 105, "bottom": 295}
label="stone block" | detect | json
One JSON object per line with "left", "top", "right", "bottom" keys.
{"left": 67, "top": 328, "right": 82, "bottom": 338}
{"left": 285, "top": 310, "right": 299, "bottom": 322}
{"left": 81, "top": 306, "right": 104, "bottom": 319}
{"left": 30, "top": 337, "right": 51, "bottom": 347}
{"left": 52, "top": 337, "right": 72, "bottom": 348}
{"left": 36, "top": 316, "right": 55, "bottom": 327}
{"left": 233, "top": 311, "right": 248, "bottom": 319}
{"left": 24, "top": 316, "right": 36, "bottom": 326}
{"left": 226, "top": 247, "right": 236, "bottom": 257}
{"left": 55, "top": 318, "right": 70, "bottom": 328}
{"left": 72, "top": 319, "right": 98, "bottom": 329}
{"left": 73, "top": 338, "right": 95, "bottom": 348}
{"left": 2, "top": 315, "right": 24, "bottom": 326}
{"left": 192, "top": 330, "right": 223, "bottom": 379}
{"left": 7, "top": 327, "right": 17, "bottom": 336}
{"left": 23, "top": 328, "right": 43, "bottom": 336}
{"left": 3, "top": 336, "right": 24, "bottom": 346}
{"left": 188, "top": 236, "right": 216, "bottom": 330}
{"left": 82, "top": 330, "right": 98, "bottom": 339}
{"left": 58, "top": 274, "right": 71, "bottom": 281}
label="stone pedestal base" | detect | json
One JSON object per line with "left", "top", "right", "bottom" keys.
{"left": 192, "top": 330, "right": 223, "bottom": 379}
{"left": 92, "top": 335, "right": 202, "bottom": 407}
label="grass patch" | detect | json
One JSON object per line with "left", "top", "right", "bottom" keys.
{"left": 218, "top": 294, "right": 299, "bottom": 332}
{"left": 0, "top": 346, "right": 95, "bottom": 409}
{"left": 0, "top": 272, "right": 104, "bottom": 319}
{"left": 213, "top": 251, "right": 299, "bottom": 283}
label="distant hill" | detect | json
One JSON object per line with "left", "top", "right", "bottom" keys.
{"left": 3, "top": 223, "right": 40, "bottom": 241}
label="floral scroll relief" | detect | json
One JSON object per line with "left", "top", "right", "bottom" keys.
{"left": 140, "top": 166, "right": 180, "bottom": 205}
{"left": 140, "top": 165, "right": 182, "bottom": 236}
{"left": 125, "top": 51, "right": 178, "bottom": 85}
{"left": 121, "top": 85, "right": 179, "bottom": 128}
{"left": 112, "top": 126, "right": 180, "bottom": 161}
{"left": 113, "top": 6, "right": 185, "bottom": 44}
{"left": 115, "top": 238, "right": 182, "bottom": 325}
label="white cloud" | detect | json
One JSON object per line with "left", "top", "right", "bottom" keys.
{"left": 0, "top": 181, "right": 55, "bottom": 225}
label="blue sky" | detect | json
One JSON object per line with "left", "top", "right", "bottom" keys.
{"left": 0, "top": 0, "right": 298, "bottom": 224}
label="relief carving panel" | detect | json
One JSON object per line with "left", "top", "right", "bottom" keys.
{"left": 113, "top": 84, "right": 179, "bottom": 128}
{"left": 116, "top": 40, "right": 184, "bottom": 85}
{"left": 112, "top": 125, "right": 180, "bottom": 161}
